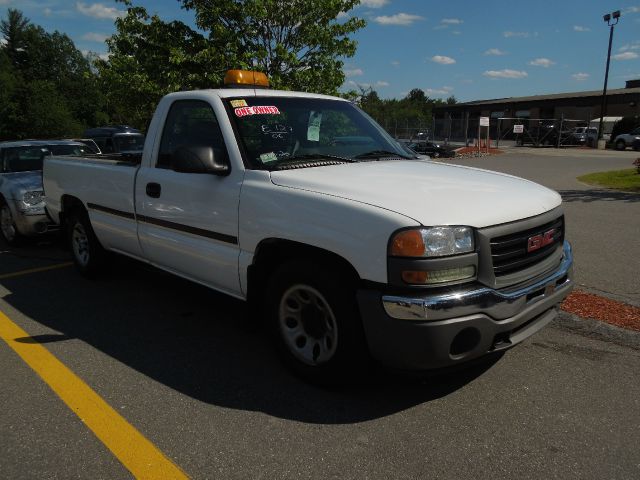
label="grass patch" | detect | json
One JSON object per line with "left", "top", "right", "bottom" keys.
{"left": 578, "top": 168, "right": 640, "bottom": 193}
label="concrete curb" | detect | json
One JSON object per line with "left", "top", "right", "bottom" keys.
{"left": 553, "top": 311, "right": 640, "bottom": 350}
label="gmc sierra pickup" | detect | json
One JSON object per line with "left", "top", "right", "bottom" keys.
{"left": 43, "top": 70, "right": 573, "bottom": 382}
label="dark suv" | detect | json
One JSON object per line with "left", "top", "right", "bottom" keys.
{"left": 83, "top": 125, "right": 145, "bottom": 154}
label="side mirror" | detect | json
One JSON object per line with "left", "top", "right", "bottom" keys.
{"left": 172, "top": 146, "right": 230, "bottom": 175}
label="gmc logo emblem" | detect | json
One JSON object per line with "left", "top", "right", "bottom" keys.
{"left": 527, "top": 229, "right": 556, "bottom": 253}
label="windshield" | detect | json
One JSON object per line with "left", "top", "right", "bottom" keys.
{"left": 1, "top": 146, "right": 48, "bottom": 173}
{"left": 227, "top": 96, "right": 413, "bottom": 169}
{"left": 114, "top": 134, "right": 145, "bottom": 151}
{"left": 47, "top": 144, "right": 91, "bottom": 156}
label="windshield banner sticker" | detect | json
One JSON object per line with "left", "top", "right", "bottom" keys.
{"left": 234, "top": 106, "right": 280, "bottom": 117}
{"left": 230, "top": 99, "right": 248, "bottom": 108}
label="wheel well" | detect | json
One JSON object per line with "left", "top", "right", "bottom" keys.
{"left": 60, "top": 195, "right": 86, "bottom": 227}
{"left": 247, "top": 239, "right": 361, "bottom": 306}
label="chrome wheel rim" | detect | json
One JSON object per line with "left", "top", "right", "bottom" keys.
{"left": 0, "top": 205, "right": 16, "bottom": 242}
{"left": 71, "top": 222, "right": 90, "bottom": 267}
{"left": 279, "top": 285, "right": 338, "bottom": 366}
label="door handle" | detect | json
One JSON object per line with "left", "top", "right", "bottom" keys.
{"left": 146, "top": 182, "right": 161, "bottom": 198}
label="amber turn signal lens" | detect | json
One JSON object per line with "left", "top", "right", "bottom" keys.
{"left": 224, "top": 69, "right": 270, "bottom": 87}
{"left": 401, "top": 271, "right": 429, "bottom": 284}
{"left": 390, "top": 230, "right": 425, "bottom": 257}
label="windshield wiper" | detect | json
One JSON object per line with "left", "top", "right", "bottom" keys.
{"left": 353, "top": 150, "right": 411, "bottom": 159}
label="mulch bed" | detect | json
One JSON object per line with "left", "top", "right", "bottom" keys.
{"left": 561, "top": 290, "right": 640, "bottom": 332}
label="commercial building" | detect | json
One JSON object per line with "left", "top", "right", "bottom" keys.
{"left": 433, "top": 79, "right": 640, "bottom": 143}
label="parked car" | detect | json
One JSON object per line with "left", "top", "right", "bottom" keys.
{"left": 570, "top": 127, "right": 598, "bottom": 146}
{"left": 613, "top": 127, "right": 640, "bottom": 151}
{"left": 406, "top": 141, "right": 453, "bottom": 158}
{"left": 43, "top": 69, "right": 573, "bottom": 383}
{"left": 0, "top": 140, "right": 91, "bottom": 245}
{"left": 83, "top": 125, "right": 145, "bottom": 154}
{"left": 70, "top": 138, "right": 102, "bottom": 154}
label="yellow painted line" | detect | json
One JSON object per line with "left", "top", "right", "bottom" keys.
{"left": 0, "top": 262, "right": 74, "bottom": 280}
{"left": 0, "top": 310, "right": 189, "bottom": 480}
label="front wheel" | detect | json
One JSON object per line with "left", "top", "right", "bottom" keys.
{"left": 615, "top": 140, "right": 626, "bottom": 151}
{"left": 0, "top": 202, "right": 22, "bottom": 246}
{"left": 67, "top": 209, "right": 105, "bottom": 277}
{"left": 266, "top": 261, "right": 369, "bottom": 384}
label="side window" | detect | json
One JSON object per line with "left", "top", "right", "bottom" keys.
{"left": 158, "top": 100, "right": 226, "bottom": 169}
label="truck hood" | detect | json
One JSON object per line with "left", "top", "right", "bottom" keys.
{"left": 0, "top": 171, "right": 43, "bottom": 198}
{"left": 269, "top": 160, "right": 561, "bottom": 228}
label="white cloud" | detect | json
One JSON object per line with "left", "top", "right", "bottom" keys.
{"left": 375, "top": 81, "right": 390, "bottom": 87}
{"left": 483, "top": 69, "right": 528, "bottom": 79}
{"left": 571, "top": 73, "right": 590, "bottom": 81}
{"left": 76, "top": 2, "right": 125, "bottom": 20}
{"left": 81, "top": 50, "right": 109, "bottom": 61}
{"left": 347, "top": 80, "right": 371, "bottom": 88}
{"left": 441, "top": 18, "right": 463, "bottom": 25}
{"left": 373, "top": 13, "right": 424, "bottom": 26}
{"left": 529, "top": 57, "right": 556, "bottom": 68}
{"left": 82, "top": 32, "right": 108, "bottom": 43}
{"left": 391, "top": 60, "right": 400, "bottom": 66}
{"left": 451, "top": 30, "right": 461, "bottom": 35}
{"left": 425, "top": 86, "right": 454, "bottom": 96}
{"left": 619, "top": 41, "right": 640, "bottom": 52}
{"left": 344, "top": 68, "right": 363, "bottom": 77}
{"left": 360, "top": 0, "right": 389, "bottom": 7}
{"left": 43, "top": 7, "right": 52, "bottom": 16}
{"left": 613, "top": 51, "right": 639, "bottom": 60}
{"left": 624, "top": 6, "right": 640, "bottom": 13}
{"left": 337, "top": 11, "right": 349, "bottom": 19}
{"left": 484, "top": 48, "right": 506, "bottom": 56}
{"left": 503, "top": 31, "right": 530, "bottom": 38}
{"left": 573, "top": 25, "right": 590, "bottom": 32}
{"left": 431, "top": 55, "right": 456, "bottom": 65}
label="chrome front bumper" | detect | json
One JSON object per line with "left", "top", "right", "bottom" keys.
{"left": 356, "top": 241, "right": 574, "bottom": 371}
{"left": 382, "top": 241, "right": 573, "bottom": 321}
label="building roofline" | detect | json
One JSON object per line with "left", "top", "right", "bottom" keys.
{"left": 437, "top": 86, "right": 640, "bottom": 108}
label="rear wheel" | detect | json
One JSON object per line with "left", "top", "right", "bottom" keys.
{"left": 0, "top": 202, "right": 22, "bottom": 246}
{"left": 67, "top": 208, "right": 105, "bottom": 277}
{"left": 615, "top": 140, "right": 626, "bottom": 151}
{"left": 266, "top": 260, "right": 369, "bottom": 384}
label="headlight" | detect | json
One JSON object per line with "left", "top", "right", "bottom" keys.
{"left": 22, "top": 191, "right": 44, "bottom": 206}
{"left": 390, "top": 226, "right": 474, "bottom": 258}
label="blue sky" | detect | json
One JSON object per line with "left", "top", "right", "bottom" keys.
{"left": 2, "top": 0, "right": 640, "bottom": 102}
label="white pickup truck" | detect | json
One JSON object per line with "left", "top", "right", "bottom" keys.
{"left": 43, "top": 70, "right": 573, "bottom": 382}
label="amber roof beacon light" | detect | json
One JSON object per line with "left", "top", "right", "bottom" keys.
{"left": 224, "top": 70, "right": 270, "bottom": 88}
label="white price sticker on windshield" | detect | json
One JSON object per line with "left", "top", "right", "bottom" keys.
{"left": 307, "top": 111, "right": 322, "bottom": 142}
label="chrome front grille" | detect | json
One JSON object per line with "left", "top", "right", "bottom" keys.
{"left": 490, "top": 216, "right": 564, "bottom": 277}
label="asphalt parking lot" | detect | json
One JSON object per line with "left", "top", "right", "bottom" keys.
{"left": 1, "top": 148, "right": 640, "bottom": 479}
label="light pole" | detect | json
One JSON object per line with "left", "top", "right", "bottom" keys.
{"left": 597, "top": 10, "right": 621, "bottom": 147}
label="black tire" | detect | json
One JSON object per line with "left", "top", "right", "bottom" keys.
{"left": 266, "top": 260, "right": 370, "bottom": 385}
{"left": 615, "top": 140, "right": 626, "bottom": 151}
{"left": 66, "top": 207, "right": 105, "bottom": 277}
{"left": 0, "top": 201, "right": 23, "bottom": 246}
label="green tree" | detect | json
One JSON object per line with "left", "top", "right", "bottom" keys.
{"left": 0, "top": 8, "right": 106, "bottom": 139}
{"left": 0, "top": 9, "right": 30, "bottom": 66}
{"left": 98, "top": 5, "right": 223, "bottom": 128}
{"left": 100, "top": 0, "right": 365, "bottom": 128}
{"left": 181, "top": 0, "right": 365, "bottom": 93}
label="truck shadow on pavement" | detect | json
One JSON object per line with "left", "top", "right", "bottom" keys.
{"left": 559, "top": 188, "right": 640, "bottom": 203}
{"left": 1, "top": 254, "right": 499, "bottom": 425}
